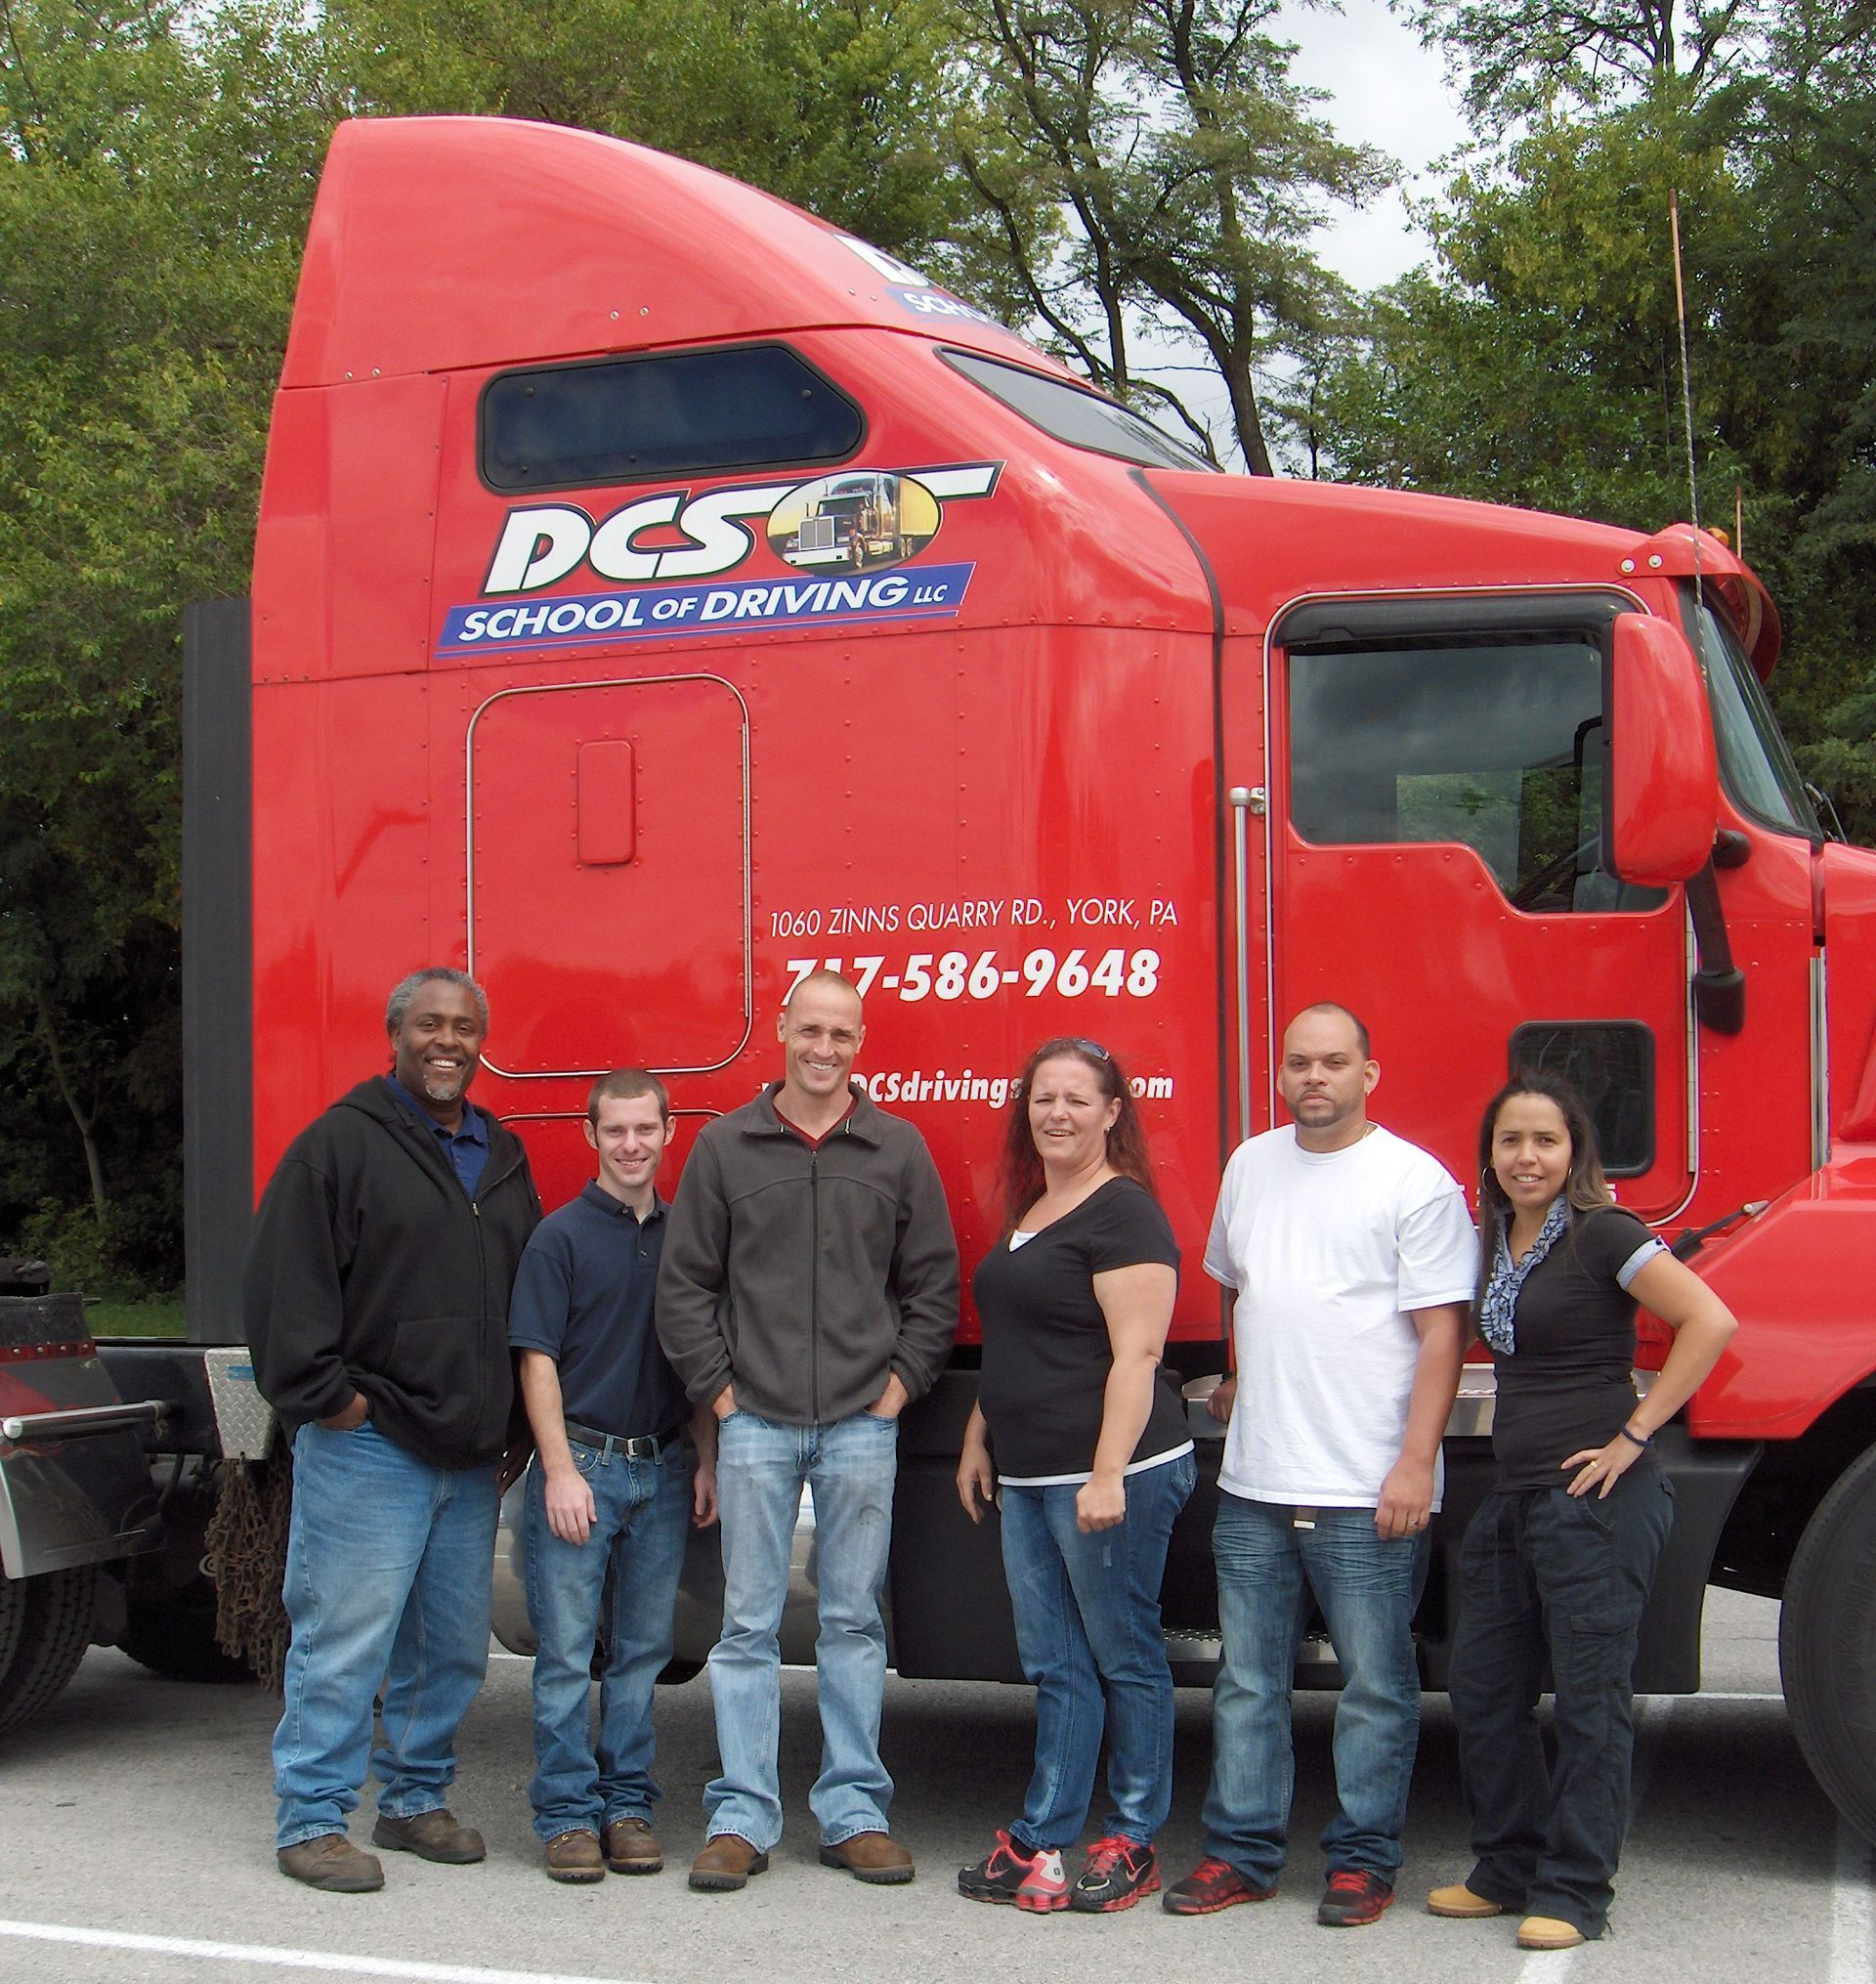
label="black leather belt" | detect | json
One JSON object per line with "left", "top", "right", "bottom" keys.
{"left": 563, "top": 1417, "right": 680, "bottom": 1459}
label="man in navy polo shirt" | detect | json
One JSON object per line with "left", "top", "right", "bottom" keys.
{"left": 509, "top": 1069, "right": 718, "bottom": 1884}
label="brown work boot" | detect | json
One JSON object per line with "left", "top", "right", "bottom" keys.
{"left": 1428, "top": 1882, "right": 1507, "bottom": 1919}
{"left": 603, "top": 1816, "right": 663, "bottom": 1874}
{"left": 277, "top": 1833, "right": 385, "bottom": 1892}
{"left": 372, "top": 1808, "right": 487, "bottom": 1864}
{"left": 689, "top": 1833, "right": 770, "bottom": 1891}
{"left": 819, "top": 1831, "right": 915, "bottom": 1884}
{"left": 544, "top": 1831, "right": 606, "bottom": 1883}
{"left": 1517, "top": 1915, "right": 1589, "bottom": 1950}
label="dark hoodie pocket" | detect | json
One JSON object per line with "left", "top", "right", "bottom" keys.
{"left": 381, "top": 1315, "right": 490, "bottom": 1444}
{"left": 387, "top": 1315, "right": 476, "bottom": 1398}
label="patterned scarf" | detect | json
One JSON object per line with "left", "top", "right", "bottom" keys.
{"left": 1477, "top": 1194, "right": 1570, "bottom": 1356}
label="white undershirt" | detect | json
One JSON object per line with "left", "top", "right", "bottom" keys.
{"left": 1206, "top": 1125, "right": 1475, "bottom": 1509}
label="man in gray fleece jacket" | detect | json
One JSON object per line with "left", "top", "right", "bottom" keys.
{"left": 658, "top": 970, "right": 959, "bottom": 1892}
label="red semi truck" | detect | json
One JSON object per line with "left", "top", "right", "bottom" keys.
{"left": 5, "top": 114, "right": 1876, "bottom": 1842}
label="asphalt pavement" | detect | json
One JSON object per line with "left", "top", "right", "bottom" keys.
{"left": 0, "top": 1589, "right": 1862, "bottom": 1984}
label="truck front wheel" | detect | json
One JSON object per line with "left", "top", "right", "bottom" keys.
{"left": 1782, "top": 1439, "right": 1876, "bottom": 1842}
{"left": 0, "top": 1565, "right": 24, "bottom": 1680}
{"left": 0, "top": 1565, "right": 102, "bottom": 1737}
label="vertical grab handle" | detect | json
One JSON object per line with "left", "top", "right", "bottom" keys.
{"left": 1227, "top": 786, "right": 1264, "bottom": 1146}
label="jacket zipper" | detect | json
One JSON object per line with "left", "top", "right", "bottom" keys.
{"left": 808, "top": 1143, "right": 821, "bottom": 1423}
{"left": 468, "top": 1145, "right": 524, "bottom": 1439}
{"left": 389, "top": 1100, "right": 527, "bottom": 1450}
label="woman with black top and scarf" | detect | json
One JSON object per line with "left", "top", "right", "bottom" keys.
{"left": 1429, "top": 1071, "right": 1736, "bottom": 1951}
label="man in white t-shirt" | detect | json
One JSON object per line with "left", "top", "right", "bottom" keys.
{"left": 1164, "top": 1004, "right": 1473, "bottom": 1929}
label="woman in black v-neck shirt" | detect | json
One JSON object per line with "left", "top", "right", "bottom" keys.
{"left": 1430, "top": 1072, "right": 1736, "bottom": 1953}
{"left": 954, "top": 1038, "right": 1194, "bottom": 1917}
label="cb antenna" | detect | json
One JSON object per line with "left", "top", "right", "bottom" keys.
{"left": 1669, "top": 190, "right": 1706, "bottom": 616}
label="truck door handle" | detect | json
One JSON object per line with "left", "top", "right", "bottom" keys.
{"left": 1228, "top": 787, "right": 1265, "bottom": 1144}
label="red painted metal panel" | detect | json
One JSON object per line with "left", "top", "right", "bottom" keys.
{"left": 252, "top": 374, "right": 446, "bottom": 682}
{"left": 468, "top": 677, "right": 747, "bottom": 1076}
{"left": 576, "top": 739, "right": 637, "bottom": 867}
{"left": 1690, "top": 1147, "right": 1876, "bottom": 1438}
{"left": 283, "top": 119, "right": 1063, "bottom": 390}
{"left": 249, "top": 673, "right": 442, "bottom": 1184}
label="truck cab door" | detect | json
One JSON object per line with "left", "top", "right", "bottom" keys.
{"left": 1263, "top": 592, "right": 1694, "bottom": 1217}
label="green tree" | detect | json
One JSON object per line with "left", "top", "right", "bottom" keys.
{"left": 1742, "top": 7, "right": 1876, "bottom": 824}
{"left": 322, "top": 0, "right": 967, "bottom": 256}
{"left": 0, "top": 0, "right": 990, "bottom": 1279}
{"left": 1311, "top": 1, "right": 1876, "bottom": 841}
{"left": 939, "top": 0, "right": 1384, "bottom": 470}
{"left": 1303, "top": 97, "right": 1752, "bottom": 524}
{"left": 0, "top": 0, "right": 324, "bottom": 1284}
{"left": 1396, "top": 0, "right": 1773, "bottom": 126}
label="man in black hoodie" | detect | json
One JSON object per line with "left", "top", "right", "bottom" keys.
{"left": 246, "top": 968, "right": 541, "bottom": 1892}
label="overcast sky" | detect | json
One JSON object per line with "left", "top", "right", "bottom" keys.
{"left": 1277, "top": 0, "right": 1472, "bottom": 287}
{"left": 1118, "top": 0, "right": 1475, "bottom": 463}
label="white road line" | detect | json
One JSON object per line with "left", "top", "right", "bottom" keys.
{"left": 1514, "top": 1944, "right": 1581, "bottom": 1981}
{"left": 1634, "top": 1690, "right": 1782, "bottom": 1704}
{"left": 0, "top": 1921, "right": 651, "bottom": 1984}
{"left": 1833, "top": 1823, "right": 1875, "bottom": 1984}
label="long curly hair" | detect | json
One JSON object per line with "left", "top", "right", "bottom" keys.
{"left": 1473, "top": 1068, "right": 1616, "bottom": 1315}
{"left": 1002, "top": 1037, "right": 1156, "bottom": 1229}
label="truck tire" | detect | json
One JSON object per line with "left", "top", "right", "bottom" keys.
{"left": 118, "top": 1578, "right": 256, "bottom": 1684}
{"left": 0, "top": 1565, "right": 102, "bottom": 1737}
{"left": 1781, "top": 1440, "right": 1876, "bottom": 1843}
{"left": 0, "top": 1569, "right": 25, "bottom": 1684}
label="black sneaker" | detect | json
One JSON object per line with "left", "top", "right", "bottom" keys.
{"left": 1317, "top": 1868, "right": 1394, "bottom": 1926}
{"left": 1069, "top": 1835, "right": 1161, "bottom": 1913}
{"left": 959, "top": 1829, "right": 1068, "bottom": 1911}
{"left": 1163, "top": 1855, "right": 1277, "bottom": 1915}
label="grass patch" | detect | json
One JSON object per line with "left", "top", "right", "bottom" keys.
{"left": 88, "top": 1293, "right": 189, "bottom": 1338}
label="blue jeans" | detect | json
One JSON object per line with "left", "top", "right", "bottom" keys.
{"left": 524, "top": 1438, "right": 693, "bottom": 1842}
{"left": 705, "top": 1407, "right": 899, "bottom": 1851}
{"left": 1000, "top": 1451, "right": 1196, "bottom": 1850}
{"left": 274, "top": 1419, "right": 498, "bottom": 1849}
{"left": 1203, "top": 1493, "right": 1426, "bottom": 1885}
{"left": 1449, "top": 1468, "right": 1675, "bottom": 1938}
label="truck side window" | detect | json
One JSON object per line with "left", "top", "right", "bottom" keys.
{"left": 481, "top": 343, "right": 864, "bottom": 492}
{"left": 1509, "top": 1021, "right": 1655, "bottom": 1176}
{"left": 1286, "top": 633, "right": 1668, "bottom": 916}
{"left": 940, "top": 349, "right": 1219, "bottom": 473}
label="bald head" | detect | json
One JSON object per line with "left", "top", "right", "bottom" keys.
{"left": 1278, "top": 1004, "right": 1379, "bottom": 1151}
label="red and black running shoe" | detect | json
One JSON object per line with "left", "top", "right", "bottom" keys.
{"left": 1162, "top": 1855, "right": 1278, "bottom": 1916}
{"left": 958, "top": 1829, "right": 1069, "bottom": 1912}
{"left": 1069, "top": 1835, "right": 1161, "bottom": 1913}
{"left": 1316, "top": 1868, "right": 1395, "bottom": 1927}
